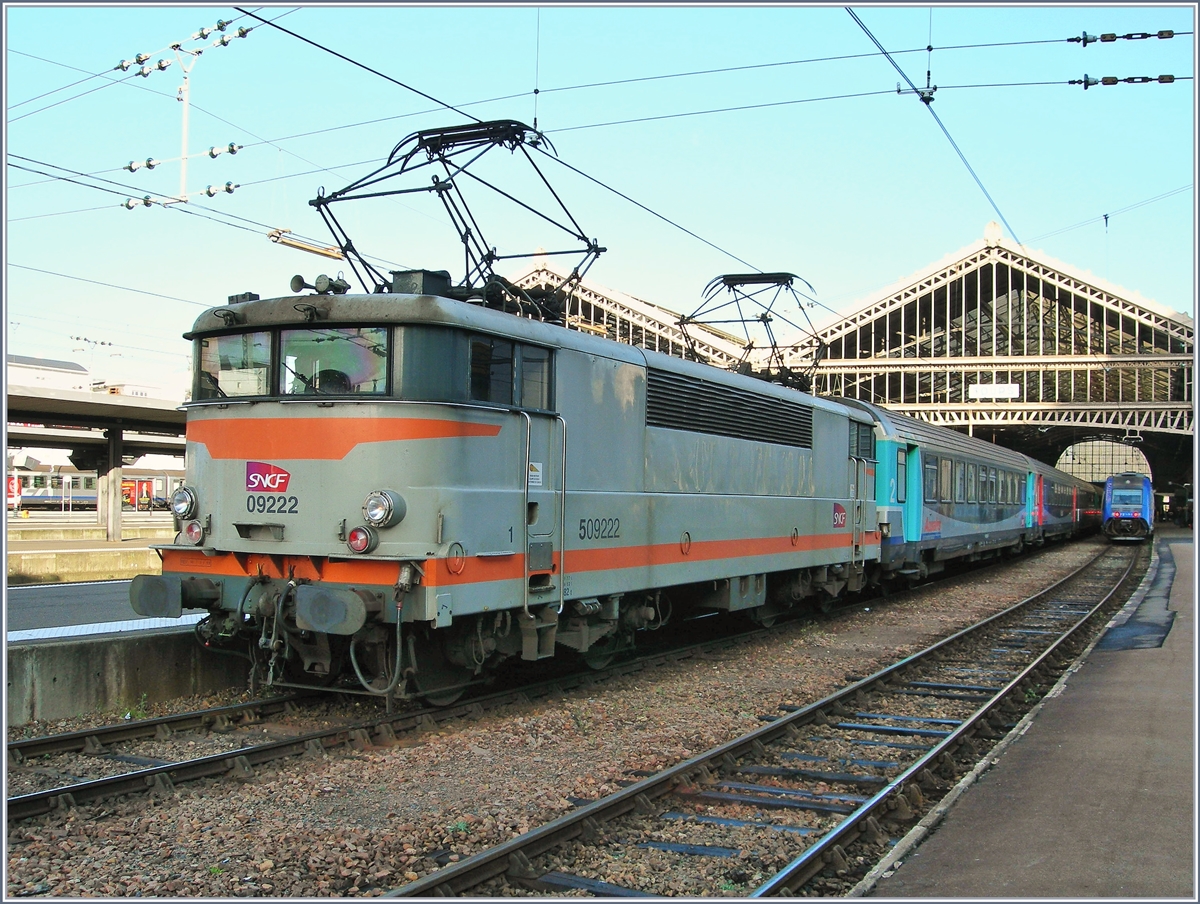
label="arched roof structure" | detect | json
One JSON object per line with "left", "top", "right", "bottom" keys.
{"left": 795, "top": 224, "right": 1193, "bottom": 488}
{"left": 514, "top": 225, "right": 1193, "bottom": 489}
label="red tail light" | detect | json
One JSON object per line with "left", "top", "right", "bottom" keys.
{"left": 346, "top": 525, "right": 377, "bottom": 554}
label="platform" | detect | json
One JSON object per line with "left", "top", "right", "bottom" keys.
{"left": 866, "top": 525, "right": 1195, "bottom": 898}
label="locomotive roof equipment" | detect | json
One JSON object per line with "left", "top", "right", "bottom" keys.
{"left": 307, "top": 119, "right": 605, "bottom": 322}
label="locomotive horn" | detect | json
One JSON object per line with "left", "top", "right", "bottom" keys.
{"left": 290, "top": 274, "right": 315, "bottom": 294}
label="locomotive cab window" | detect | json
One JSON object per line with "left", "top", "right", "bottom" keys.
{"left": 196, "top": 331, "right": 271, "bottom": 399}
{"left": 280, "top": 327, "right": 389, "bottom": 396}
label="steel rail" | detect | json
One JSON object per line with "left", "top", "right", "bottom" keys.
{"left": 751, "top": 545, "right": 1138, "bottom": 896}
{"left": 386, "top": 543, "right": 1133, "bottom": 897}
{"left": 6, "top": 694, "right": 307, "bottom": 762}
{"left": 4, "top": 614, "right": 769, "bottom": 822}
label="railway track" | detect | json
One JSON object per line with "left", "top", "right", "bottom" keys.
{"left": 4, "top": 540, "right": 1105, "bottom": 826}
{"left": 5, "top": 619, "right": 780, "bottom": 822}
{"left": 386, "top": 542, "right": 1140, "bottom": 897}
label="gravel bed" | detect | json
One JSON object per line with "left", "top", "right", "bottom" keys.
{"left": 6, "top": 538, "right": 1105, "bottom": 897}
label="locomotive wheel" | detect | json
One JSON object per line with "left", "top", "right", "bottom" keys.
{"left": 582, "top": 636, "right": 619, "bottom": 670}
{"left": 411, "top": 639, "right": 474, "bottom": 706}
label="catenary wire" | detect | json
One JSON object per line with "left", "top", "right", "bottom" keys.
{"left": 232, "top": 6, "right": 481, "bottom": 124}
{"left": 8, "top": 264, "right": 209, "bottom": 306}
{"left": 846, "top": 7, "right": 1024, "bottom": 247}
{"left": 1028, "top": 185, "right": 1193, "bottom": 242}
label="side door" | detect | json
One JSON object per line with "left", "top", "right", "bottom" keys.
{"left": 515, "top": 345, "right": 565, "bottom": 611}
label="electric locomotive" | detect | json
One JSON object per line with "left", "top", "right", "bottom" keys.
{"left": 1102, "top": 472, "right": 1154, "bottom": 540}
{"left": 130, "top": 272, "right": 882, "bottom": 704}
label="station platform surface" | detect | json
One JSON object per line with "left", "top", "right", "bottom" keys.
{"left": 869, "top": 525, "right": 1195, "bottom": 899}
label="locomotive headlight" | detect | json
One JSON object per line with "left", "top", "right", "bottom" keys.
{"left": 346, "top": 525, "right": 378, "bottom": 554}
{"left": 171, "top": 486, "right": 197, "bottom": 519}
{"left": 362, "top": 490, "right": 405, "bottom": 527}
{"left": 182, "top": 519, "right": 205, "bottom": 545}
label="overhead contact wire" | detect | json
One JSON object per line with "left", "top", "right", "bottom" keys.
{"left": 232, "top": 7, "right": 482, "bottom": 124}
{"left": 846, "top": 7, "right": 1024, "bottom": 247}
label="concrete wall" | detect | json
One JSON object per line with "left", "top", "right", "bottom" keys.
{"left": 8, "top": 549, "right": 163, "bottom": 584}
{"left": 6, "top": 630, "right": 247, "bottom": 725}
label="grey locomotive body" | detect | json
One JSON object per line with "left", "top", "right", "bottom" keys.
{"left": 131, "top": 290, "right": 878, "bottom": 702}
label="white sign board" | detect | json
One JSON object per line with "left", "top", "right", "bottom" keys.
{"left": 968, "top": 383, "right": 1021, "bottom": 400}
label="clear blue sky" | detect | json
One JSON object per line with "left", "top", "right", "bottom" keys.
{"left": 5, "top": 4, "right": 1196, "bottom": 397}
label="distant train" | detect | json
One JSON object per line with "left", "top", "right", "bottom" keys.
{"left": 1102, "top": 472, "right": 1155, "bottom": 540}
{"left": 6, "top": 466, "right": 184, "bottom": 512}
{"left": 130, "top": 277, "right": 1102, "bottom": 705}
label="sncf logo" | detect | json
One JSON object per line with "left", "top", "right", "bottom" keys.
{"left": 246, "top": 461, "right": 291, "bottom": 492}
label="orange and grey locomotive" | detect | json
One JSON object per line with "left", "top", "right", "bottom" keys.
{"left": 130, "top": 273, "right": 883, "bottom": 703}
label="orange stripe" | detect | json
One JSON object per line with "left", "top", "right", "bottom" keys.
{"left": 162, "top": 549, "right": 400, "bottom": 584}
{"left": 163, "top": 532, "right": 874, "bottom": 589}
{"left": 187, "top": 417, "right": 501, "bottom": 460}
{"left": 426, "top": 532, "right": 864, "bottom": 587}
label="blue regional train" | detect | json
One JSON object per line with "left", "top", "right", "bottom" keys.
{"left": 130, "top": 280, "right": 1102, "bottom": 703}
{"left": 1102, "top": 472, "right": 1155, "bottom": 540}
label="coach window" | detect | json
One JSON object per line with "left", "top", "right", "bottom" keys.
{"left": 33, "top": 476, "right": 46, "bottom": 489}
{"left": 954, "top": 461, "right": 965, "bottom": 503}
{"left": 1019, "top": 476, "right": 1027, "bottom": 501}
{"left": 196, "top": 331, "right": 271, "bottom": 399}
{"left": 988, "top": 468, "right": 997, "bottom": 502}
{"left": 895, "top": 449, "right": 906, "bottom": 503}
{"left": 967, "top": 463, "right": 977, "bottom": 502}
{"left": 924, "top": 457, "right": 939, "bottom": 502}
{"left": 940, "top": 457, "right": 953, "bottom": 502}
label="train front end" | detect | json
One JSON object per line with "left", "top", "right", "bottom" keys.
{"left": 129, "top": 290, "right": 530, "bottom": 702}
{"left": 1103, "top": 473, "right": 1154, "bottom": 540}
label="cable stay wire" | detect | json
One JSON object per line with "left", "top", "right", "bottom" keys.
{"left": 846, "top": 6, "right": 1024, "bottom": 247}
{"left": 8, "top": 263, "right": 209, "bottom": 306}
{"left": 232, "top": 6, "right": 482, "bottom": 124}
{"left": 548, "top": 87, "right": 897, "bottom": 134}
{"left": 7, "top": 64, "right": 112, "bottom": 110}
{"left": 1028, "top": 185, "right": 1193, "bottom": 242}
{"left": 8, "top": 316, "right": 193, "bottom": 361}
{"left": 9, "top": 204, "right": 117, "bottom": 222}
{"left": 532, "top": 145, "right": 847, "bottom": 322}
{"left": 10, "top": 152, "right": 410, "bottom": 274}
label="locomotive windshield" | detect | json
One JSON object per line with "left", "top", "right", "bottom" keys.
{"left": 196, "top": 331, "right": 271, "bottom": 398}
{"left": 1112, "top": 490, "right": 1143, "bottom": 506}
{"left": 279, "top": 327, "right": 389, "bottom": 395}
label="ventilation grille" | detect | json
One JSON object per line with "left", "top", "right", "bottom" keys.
{"left": 646, "top": 368, "right": 813, "bottom": 449}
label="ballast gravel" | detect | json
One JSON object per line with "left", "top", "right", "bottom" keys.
{"left": 6, "top": 539, "right": 1106, "bottom": 897}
